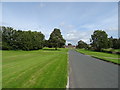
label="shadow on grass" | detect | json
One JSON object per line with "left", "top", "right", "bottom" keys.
{"left": 43, "top": 48, "right": 61, "bottom": 51}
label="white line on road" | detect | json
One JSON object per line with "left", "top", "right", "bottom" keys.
{"left": 66, "top": 52, "right": 69, "bottom": 88}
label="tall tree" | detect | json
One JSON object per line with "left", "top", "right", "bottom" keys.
{"left": 91, "top": 30, "right": 108, "bottom": 51}
{"left": 48, "top": 28, "right": 66, "bottom": 50}
{"left": 76, "top": 40, "right": 88, "bottom": 49}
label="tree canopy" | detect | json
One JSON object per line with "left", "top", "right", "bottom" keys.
{"left": 91, "top": 30, "right": 108, "bottom": 51}
{"left": 48, "top": 28, "right": 66, "bottom": 50}
{"left": 68, "top": 43, "right": 72, "bottom": 46}
{"left": 1, "top": 26, "right": 45, "bottom": 50}
{"left": 76, "top": 40, "right": 88, "bottom": 49}
{"left": 112, "top": 38, "right": 120, "bottom": 49}
{"left": 1, "top": 26, "right": 119, "bottom": 51}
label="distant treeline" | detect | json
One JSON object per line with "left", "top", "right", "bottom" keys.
{"left": 76, "top": 30, "right": 120, "bottom": 51}
{"left": 0, "top": 26, "right": 66, "bottom": 50}
{"left": 1, "top": 26, "right": 119, "bottom": 51}
{"left": 0, "top": 26, "right": 45, "bottom": 50}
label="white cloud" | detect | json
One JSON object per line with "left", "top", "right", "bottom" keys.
{"left": 66, "top": 41, "right": 72, "bottom": 45}
{"left": 61, "top": 14, "right": 118, "bottom": 45}
{"left": 64, "top": 29, "right": 92, "bottom": 45}
{"left": 63, "top": 8, "right": 118, "bottom": 45}
{"left": 58, "top": 22, "right": 94, "bottom": 45}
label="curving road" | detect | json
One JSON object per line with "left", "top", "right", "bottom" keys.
{"left": 69, "top": 50, "right": 119, "bottom": 88}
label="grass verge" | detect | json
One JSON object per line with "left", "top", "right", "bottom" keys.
{"left": 76, "top": 49, "right": 120, "bottom": 64}
{"left": 103, "top": 49, "right": 120, "bottom": 52}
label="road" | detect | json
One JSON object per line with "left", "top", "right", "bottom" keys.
{"left": 69, "top": 50, "right": 119, "bottom": 88}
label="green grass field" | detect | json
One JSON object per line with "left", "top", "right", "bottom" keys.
{"left": 76, "top": 49, "right": 120, "bottom": 64}
{"left": 2, "top": 48, "right": 68, "bottom": 88}
{"left": 103, "top": 49, "right": 120, "bottom": 52}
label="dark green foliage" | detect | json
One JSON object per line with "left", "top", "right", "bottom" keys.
{"left": 2, "top": 26, "right": 15, "bottom": 50}
{"left": 108, "top": 36, "right": 113, "bottom": 48}
{"left": 76, "top": 40, "right": 88, "bottom": 49}
{"left": 107, "top": 36, "right": 120, "bottom": 49}
{"left": 112, "top": 38, "right": 120, "bottom": 49}
{"left": 1, "top": 26, "right": 45, "bottom": 50}
{"left": 43, "top": 40, "right": 49, "bottom": 47}
{"left": 68, "top": 43, "right": 72, "bottom": 46}
{"left": 48, "top": 28, "right": 66, "bottom": 50}
{"left": 0, "top": 27, "right": 2, "bottom": 49}
{"left": 91, "top": 30, "right": 108, "bottom": 51}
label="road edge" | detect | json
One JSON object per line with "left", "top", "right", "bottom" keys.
{"left": 66, "top": 51, "right": 69, "bottom": 88}
{"left": 75, "top": 49, "right": 120, "bottom": 65}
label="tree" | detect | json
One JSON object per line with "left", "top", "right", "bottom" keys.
{"left": 1, "top": 26, "right": 45, "bottom": 50}
{"left": 91, "top": 30, "right": 108, "bottom": 51}
{"left": 76, "top": 40, "right": 88, "bottom": 49}
{"left": 0, "top": 26, "right": 2, "bottom": 49}
{"left": 2, "top": 26, "right": 14, "bottom": 50}
{"left": 68, "top": 43, "right": 72, "bottom": 46}
{"left": 43, "top": 40, "right": 49, "bottom": 47}
{"left": 48, "top": 28, "right": 66, "bottom": 50}
{"left": 112, "top": 38, "right": 120, "bottom": 49}
{"left": 108, "top": 36, "right": 113, "bottom": 48}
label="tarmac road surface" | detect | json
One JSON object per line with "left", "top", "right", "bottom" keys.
{"left": 69, "top": 50, "right": 119, "bottom": 88}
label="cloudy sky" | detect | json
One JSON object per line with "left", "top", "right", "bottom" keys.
{"left": 1, "top": 2, "right": 118, "bottom": 45}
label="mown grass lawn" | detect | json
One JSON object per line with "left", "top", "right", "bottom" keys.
{"left": 103, "top": 49, "right": 120, "bottom": 52}
{"left": 2, "top": 48, "right": 68, "bottom": 88}
{"left": 76, "top": 49, "right": 120, "bottom": 64}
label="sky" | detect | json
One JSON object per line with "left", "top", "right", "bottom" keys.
{"left": 0, "top": 2, "right": 118, "bottom": 45}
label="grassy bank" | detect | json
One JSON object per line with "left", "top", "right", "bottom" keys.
{"left": 76, "top": 49, "right": 119, "bottom": 64}
{"left": 103, "top": 49, "right": 120, "bottom": 53}
{"left": 2, "top": 48, "right": 68, "bottom": 88}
